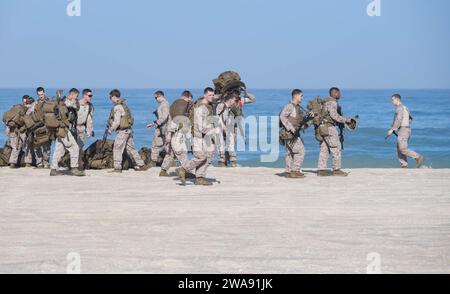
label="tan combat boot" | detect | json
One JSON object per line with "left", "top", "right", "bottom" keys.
{"left": 25, "top": 163, "right": 33, "bottom": 168}
{"left": 146, "top": 161, "right": 157, "bottom": 169}
{"left": 135, "top": 165, "right": 149, "bottom": 171}
{"left": 230, "top": 161, "right": 238, "bottom": 167}
{"left": 9, "top": 164, "right": 18, "bottom": 169}
{"left": 176, "top": 167, "right": 187, "bottom": 184}
{"left": 217, "top": 161, "right": 227, "bottom": 167}
{"left": 416, "top": 155, "right": 424, "bottom": 168}
{"left": 317, "top": 170, "right": 329, "bottom": 177}
{"left": 109, "top": 169, "right": 122, "bottom": 173}
{"left": 50, "top": 169, "right": 63, "bottom": 176}
{"left": 195, "top": 177, "right": 212, "bottom": 186}
{"left": 186, "top": 172, "right": 196, "bottom": 179}
{"left": 159, "top": 169, "right": 169, "bottom": 177}
{"left": 288, "top": 171, "right": 305, "bottom": 178}
{"left": 71, "top": 168, "right": 85, "bottom": 177}
{"left": 332, "top": 169, "right": 349, "bottom": 177}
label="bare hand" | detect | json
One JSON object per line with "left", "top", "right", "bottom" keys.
{"left": 386, "top": 129, "right": 394, "bottom": 137}
{"left": 146, "top": 123, "right": 156, "bottom": 129}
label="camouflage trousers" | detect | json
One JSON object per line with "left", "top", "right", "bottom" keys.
{"left": 182, "top": 137, "right": 214, "bottom": 178}
{"left": 318, "top": 126, "right": 342, "bottom": 170}
{"left": 114, "top": 129, "right": 145, "bottom": 170}
{"left": 51, "top": 131, "right": 79, "bottom": 170}
{"left": 161, "top": 130, "right": 189, "bottom": 171}
{"left": 218, "top": 127, "right": 237, "bottom": 163}
{"left": 8, "top": 131, "right": 32, "bottom": 165}
{"left": 34, "top": 141, "right": 51, "bottom": 167}
{"left": 151, "top": 127, "right": 166, "bottom": 162}
{"left": 76, "top": 126, "right": 87, "bottom": 169}
{"left": 285, "top": 137, "right": 305, "bottom": 172}
{"left": 397, "top": 127, "right": 420, "bottom": 167}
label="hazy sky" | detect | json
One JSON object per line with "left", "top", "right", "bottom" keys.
{"left": 0, "top": 0, "right": 449, "bottom": 89}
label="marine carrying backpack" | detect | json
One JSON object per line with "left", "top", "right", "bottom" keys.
{"left": 2, "top": 104, "right": 27, "bottom": 130}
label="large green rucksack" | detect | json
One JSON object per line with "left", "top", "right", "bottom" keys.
{"left": 2, "top": 104, "right": 27, "bottom": 131}
{"left": 213, "top": 71, "right": 246, "bottom": 96}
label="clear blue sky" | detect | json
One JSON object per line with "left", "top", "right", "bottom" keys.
{"left": 0, "top": 0, "right": 449, "bottom": 89}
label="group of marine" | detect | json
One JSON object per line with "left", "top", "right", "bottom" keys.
{"left": 1, "top": 71, "right": 424, "bottom": 185}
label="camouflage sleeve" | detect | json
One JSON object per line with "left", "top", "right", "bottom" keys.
{"left": 391, "top": 106, "right": 403, "bottom": 131}
{"left": 110, "top": 105, "right": 124, "bottom": 132}
{"left": 243, "top": 91, "right": 256, "bottom": 104}
{"left": 156, "top": 102, "right": 169, "bottom": 126}
{"left": 86, "top": 109, "right": 94, "bottom": 136}
{"left": 279, "top": 104, "right": 295, "bottom": 131}
{"left": 327, "top": 101, "right": 346, "bottom": 124}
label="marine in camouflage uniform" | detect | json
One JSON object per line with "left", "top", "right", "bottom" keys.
{"left": 50, "top": 89, "right": 84, "bottom": 176}
{"left": 108, "top": 89, "right": 146, "bottom": 172}
{"left": 76, "top": 89, "right": 94, "bottom": 170}
{"left": 387, "top": 94, "right": 424, "bottom": 168}
{"left": 279, "top": 89, "right": 307, "bottom": 178}
{"left": 216, "top": 90, "right": 256, "bottom": 167}
{"left": 176, "top": 88, "right": 218, "bottom": 185}
{"left": 33, "top": 88, "right": 51, "bottom": 168}
{"left": 7, "top": 96, "right": 35, "bottom": 168}
{"left": 147, "top": 91, "right": 170, "bottom": 167}
{"left": 159, "top": 91, "right": 193, "bottom": 176}
{"left": 317, "top": 88, "right": 352, "bottom": 177}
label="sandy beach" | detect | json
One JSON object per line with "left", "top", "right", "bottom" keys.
{"left": 0, "top": 167, "right": 449, "bottom": 274}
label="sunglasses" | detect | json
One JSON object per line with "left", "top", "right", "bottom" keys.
{"left": 87, "top": 94, "right": 93, "bottom": 98}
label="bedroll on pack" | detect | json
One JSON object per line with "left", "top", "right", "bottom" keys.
{"left": 2, "top": 104, "right": 27, "bottom": 129}
{"left": 213, "top": 71, "right": 246, "bottom": 96}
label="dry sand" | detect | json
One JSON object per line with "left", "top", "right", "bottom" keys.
{"left": 0, "top": 167, "right": 449, "bottom": 273}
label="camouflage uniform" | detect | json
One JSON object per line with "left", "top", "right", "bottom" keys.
{"left": 50, "top": 99, "right": 80, "bottom": 170}
{"left": 7, "top": 102, "right": 34, "bottom": 165}
{"left": 279, "top": 102, "right": 306, "bottom": 172}
{"left": 150, "top": 99, "right": 170, "bottom": 162}
{"left": 109, "top": 103, "right": 145, "bottom": 170}
{"left": 160, "top": 119, "right": 190, "bottom": 171}
{"left": 216, "top": 91, "right": 256, "bottom": 165}
{"left": 76, "top": 102, "right": 94, "bottom": 169}
{"left": 181, "top": 103, "right": 216, "bottom": 178}
{"left": 317, "top": 97, "right": 346, "bottom": 170}
{"left": 32, "top": 99, "right": 51, "bottom": 167}
{"left": 390, "top": 103, "right": 421, "bottom": 167}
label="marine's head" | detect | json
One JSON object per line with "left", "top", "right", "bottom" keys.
{"left": 22, "top": 95, "right": 34, "bottom": 106}
{"left": 82, "top": 89, "right": 93, "bottom": 103}
{"left": 391, "top": 94, "right": 402, "bottom": 106}
{"left": 203, "top": 87, "right": 215, "bottom": 103}
{"left": 181, "top": 90, "right": 193, "bottom": 102}
{"left": 224, "top": 93, "right": 238, "bottom": 107}
{"left": 67, "top": 88, "right": 80, "bottom": 101}
{"left": 109, "top": 89, "right": 121, "bottom": 104}
{"left": 154, "top": 90, "right": 165, "bottom": 103}
{"left": 36, "top": 87, "right": 46, "bottom": 101}
{"left": 329, "top": 87, "right": 341, "bottom": 100}
{"left": 291, "top": 89, "right": 304, "bottom": 105}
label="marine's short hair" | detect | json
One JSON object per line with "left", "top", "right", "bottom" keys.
{"left": 36, "top": 87, "right": 45, "bottom": 93}
{"left": 291, "top": 89, "right": 303, "bottom": 97}
{"left": 82, "top": 89, "right": 92, "bottom": 95}
{"left": 154, "top": 90, "right": 165, "bottom": 97}
{"left": 392, "top": 94, "right": 402, "bottom": 100}
{"left": 181, "top": 90, "right": 193, "bottom": 98}
{"left": 329, "top": 87, "right": 340, "bottom": 96}
{"left": 109, "top": 89, "right": 121, "bottom": 98}
{"left": 204, "top": 87, "right": 214, "bottom": 94}
{"left": 69, "top": 88, "right": 79, "bottom": 95}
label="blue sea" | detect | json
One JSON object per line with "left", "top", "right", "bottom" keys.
{"left": 1, "top": 89, "right": 449, "bottom": 168}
